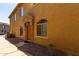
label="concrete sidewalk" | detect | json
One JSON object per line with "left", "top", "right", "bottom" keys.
{"left": 0, "top": 35, "right": 29, "bottom": 56}
{"left": 0, "top": 34, "right": 68, "bottom": 56}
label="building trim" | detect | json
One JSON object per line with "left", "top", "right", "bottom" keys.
{"left": 34, "top": 36, "right": 48, "bottom": 39}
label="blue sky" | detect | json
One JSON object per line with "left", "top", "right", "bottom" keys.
{"left": 0, "top": 3, "right": 17, "bottom": 24}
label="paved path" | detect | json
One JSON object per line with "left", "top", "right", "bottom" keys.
{"left": 1, "top": 35, "right": 67, "bottom": 56}
{"left": 0, "top": 35, "right": 27, "bottom": 56}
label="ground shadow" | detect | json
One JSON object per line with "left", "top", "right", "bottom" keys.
{"left": 6, "top": 38, "right": 67, "bottom": 56}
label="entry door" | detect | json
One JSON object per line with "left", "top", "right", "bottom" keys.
{"left": 25, "top": 22, "right": 33, "bottom": 40}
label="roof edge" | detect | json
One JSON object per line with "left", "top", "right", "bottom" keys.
{"left": 8, "top": 3, "right": 23, "bottom": 18}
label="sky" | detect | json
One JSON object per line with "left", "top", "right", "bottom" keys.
{"left": 0, "top": 3, "right": 17, "bottom": 24}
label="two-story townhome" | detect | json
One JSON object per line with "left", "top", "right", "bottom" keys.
{"left": 9, "top": 3, "right": 79, "bottom": 55}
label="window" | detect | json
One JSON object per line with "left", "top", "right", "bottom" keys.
{"left": 20, "top": 27, "right": 23, "bottom": 36}
{"left": 20, "top": 7, "right": 24, "bottom": 16}
{"left": 13, "top": 14, "right": 16, "bottom": 21}
{"left": 37, "top": 19, "right": 47, "bottom": 36}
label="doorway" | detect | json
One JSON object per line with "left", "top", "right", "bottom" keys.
{"left": 24, "top": 22, "right": 33, "bottom": 41}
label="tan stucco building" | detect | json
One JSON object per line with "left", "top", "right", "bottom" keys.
{"left": 9, "top": 3, "right": 79, "bottom": 55}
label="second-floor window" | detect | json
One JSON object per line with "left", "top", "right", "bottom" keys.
{"left": 13, "top": 14, "right": 16, "bottom": 21}
{"left": 20, "top": 7, "right": 24, "bottom": 16}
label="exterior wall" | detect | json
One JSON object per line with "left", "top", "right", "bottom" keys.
{"left": 15, "top": 4, "right": 24, "bottom": 39}
{"left": 9, "top": 4, "right": 23, "bottom": 39}
{"left": 9, "top": 3, "right": 32, "bottom": 40}
{"left": 32, "top": 4, "right": 49, "bottom": 46}
{"left": 9, "top": 17, "right": 15, "bottom": 34}
{"left": 9, "top": 3, "right": 79, "bottom": 55}
{"left": 32, "top": 4, "right": 79, "bottom": 55}
{"left": 16, "top": 3, "right": 32, "bottom": 40}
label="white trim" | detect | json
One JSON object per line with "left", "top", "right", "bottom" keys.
{"left": 35, "top": 36, "right": 48, "bottom": 39}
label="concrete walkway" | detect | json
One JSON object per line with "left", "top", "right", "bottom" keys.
{"left": 2, "top": 35, "right": 67, "bottom": 56}
{"left": 0, "top": 35, "right": 28, "bottom": 56}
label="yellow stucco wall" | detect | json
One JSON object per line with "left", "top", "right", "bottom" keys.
{"left": 9, "top": 4, "right": 24, "bottom": 39}
{"left": 9, "top": 4, "right": 32, "bottom": 40}
{"left": 32, "top": 4, "right": 50, "bottom": 46}
{"left": 32, "top": 4, "right": 79, "bottom": 55}
{"left": 9, "top": 3, "right": 79, "bottom": 55}
{"left": 9, "top": 16, "right": 16, "bottom": 34}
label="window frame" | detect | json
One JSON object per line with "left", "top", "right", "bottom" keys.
{"left": 37, "top": 23, "right": 47, "bottom": 36}
{"left": 13, "top": 14, "right": 16, "bottom": 21}
{"left": 36, "top": 19, "right": 48, "bottom": 39}
{"left": 20, "top": 7, "right": 24, "bottom": 16}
